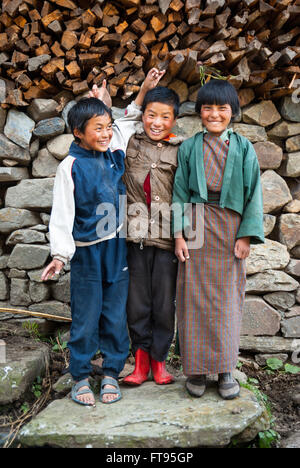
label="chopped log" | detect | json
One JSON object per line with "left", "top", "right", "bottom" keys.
{"left": 42, "top": 10, "right": 63, "bottom": 28}
{"left": 168, "top": 52, "right": 185, "bottom": 77}
{"left": 150, "top": 14, "right": 167, "bottom": 33}
{"left": 5, "top": 88, "right": 28, "bottom": 106}
{"left": 61, "top": 30, "right": 78, "bottom": 50}
{"left": 72, "top": 80, "right": 89, "bottom": 95}
{"left": 66, "top": 60, "right": 81, "bottom": 79}
{"left": 131, "top": 19, "right": 147, "bottom": 35}
{"left": 115, "top": 21, "right": 129, "bottom": 34}
{"left": 200, "top": 40, "right": 228, "bottom": 60}
{"left": 169, "top": 0, "right": 184, "bottom": 11}
{"left": 233, "top": 57, "right": 251, "bottom": 82}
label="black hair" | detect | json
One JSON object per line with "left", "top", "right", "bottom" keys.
{"left": 68, "top": 97, "right": 112, "bottom": 141}
{"left": 195, "top": 80, "right": 240, "bottom": 117}
{"left": 142, "top": 86, "right": 180, "bottom": 118}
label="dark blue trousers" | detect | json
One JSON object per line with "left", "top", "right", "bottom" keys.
{"left": 68, "top": 237, "right": 129, "bottom": 381}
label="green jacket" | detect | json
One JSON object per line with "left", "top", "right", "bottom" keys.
{"left": 172, "top": 131, "right": 264, "bottom": 244}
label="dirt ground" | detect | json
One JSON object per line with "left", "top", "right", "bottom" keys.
{"left": 0, "top": 328, "right": 299, "bottom": 448}
{"left": 241, "top": 362, "right": 300, "bottom": 444}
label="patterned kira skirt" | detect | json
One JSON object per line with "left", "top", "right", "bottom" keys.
{"left": 176, "top": 203, "right": 246, "bottom": 376}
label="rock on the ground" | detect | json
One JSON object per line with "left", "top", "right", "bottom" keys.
{"left": 286, "top": 136, "right": 300, "bottom": 152}
{"left": 241, "top": 296, "right": 281, "bottom": 336}
{"left": 278, "top": 152, "right": 300, "bottom": 178}
{"left": 239, "top": 335, "right": 300, "bottom": 353}
{"left": 281, "top": 315, "right": 300, "bottom": 338}
{"left": 0, "top": 272, "right": 8, "bottom": 301}
{"left": 243, "top": 101, "right": 281, "bottom": 127}
{"left": 172, "top": 116, "right": 202, "bottom": 139}
{"left": 51, "top": 273, "right": 70, "bottom": 303}
{"left": 10, "top": 278, "right": 31, "bottom": 306}
{"left": 18, "top": 379, "right": 267, "bottom": 448}
{"left": 7, "top": 244, "right": 50, "bottom": 270}
{"left": 29, "top": 281, "right": 50, "bottom": 303}
{"left": 27, "top": 99, "right": 59, "bottom": 122}
{"left": 232, "top": 123, "right": 267, "bottom": 142}
{"left": 268, "top": 121, "right": 300, "bottom": 138}
{"left": 246, "top": 239, "right": 289, "bottom": 275}
{"left": 28, "top": 301, "right": 71, "bottom": 320}
{"left": 0, "top": 338, "right": 49, "bottom": 405}
{"left": 261, "top": 170, "right": 292, "bottom": 213}
{"left": 263, "top": 291, "right": 296, "bottom": 311}
{"left": 33, "top": 118, "right": 65, "bottom": 141}
{"left": 280, "top": 431, "right": 300, "bottom": 448}
{"left": 4, "top": 109, "right": 35, "bottom": 149}
{"left": 253, "top": 141, "right": 283, "bottom": 170}
{"left": 283, "top": 200, "right": 300, "bottom": 213}
{"left": 0, "top": 167, "right": 29, "bottom": 182}
{"left": 246, "top": 270, "right": 299, "bottom": 293}
{"left": 280, "top": 96, "right": 300, "bottom": 123}
{"left": 5, "top": 178, "right": 54, "bottom": 210}
{"left": 6, "top": 229, "right": 46, "bottom": 246}
{"left": 32, "top": 148, "right": 59, "bottom": 178}
{"left": 0, "top": 134, "right": 31, "bottom": 166}
{"left": 46, "top": 134, "right": 74, "bottom": 160}
{"left": 278, "top": 214, "right": 300, "bottom": 251}
{"left": 286, "top": 259, "right": 300, "bottom": 277}
{"left": 263, "top": 214, "right": 276, "bottom": 237}
{"left": 0, "top": 208, "right": 41, "bottom": 234}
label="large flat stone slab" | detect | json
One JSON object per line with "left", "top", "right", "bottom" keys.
{"left": 0, "top": 335, "right": 49, "bottom": 405}
{"left": 19, "top": 379, "right": 265, "bottom": 448}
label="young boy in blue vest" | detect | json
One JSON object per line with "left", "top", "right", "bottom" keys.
{"left": 41, "top": 69, "right": 165, "bottom": 406}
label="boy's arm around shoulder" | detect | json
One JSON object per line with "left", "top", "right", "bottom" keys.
{"left": 49, "top": 156, "right": 76, "bottom": 264}
{"left": 236, "top": 138, "right": 265, "bottom": 244}
{"left": 110, "top": 100, "right": 142, "bottom": 153}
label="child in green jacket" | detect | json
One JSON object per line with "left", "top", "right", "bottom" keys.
{"left": 172, "top": 79, "right": 264, "bottom": 400}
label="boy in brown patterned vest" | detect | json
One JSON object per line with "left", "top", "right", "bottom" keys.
{"left": 122, "top": 87, "right": 183, "bottom": 386}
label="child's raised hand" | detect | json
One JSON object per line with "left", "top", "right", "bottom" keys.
{"left": 175, "top": 238, "right": 190, "bottom": 263}
{"left": 88, "top": 80, "right": 112, "bottom": 108}
{"left": 234, "top": 237, "right": 250, "bottom": 259}
{"left": 41, "top": 259, "right": 64, "bottom": 281}
{"left": 142, "top": 68, "right": 166, "bottom": 92}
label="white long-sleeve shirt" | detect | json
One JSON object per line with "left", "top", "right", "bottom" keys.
{"left": 49, "top": 101, "right": 142, "bottom": 264}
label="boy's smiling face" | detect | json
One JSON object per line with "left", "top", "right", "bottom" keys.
{"left": 200, "top": 104, "right": 232, "bottom": 136}
{"left": 74, "top": 113, "right": 113, "bottom": 152}
{"left": 142, "top": 102, "right": 176, "bottom": 141}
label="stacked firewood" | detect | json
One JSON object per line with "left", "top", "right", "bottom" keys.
{"left": 0, "top": 0, "right": 299, "bottom": 106}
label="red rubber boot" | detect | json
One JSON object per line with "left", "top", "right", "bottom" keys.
{"left": 150, "top": 358, "right": 175, "bottom": 385}
{"left": 123, "top": 349, "right": 150, "bottom": 386}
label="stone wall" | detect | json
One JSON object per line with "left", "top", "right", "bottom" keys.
{"left": 0, "top": 93, "right": 300, "bottom": 357}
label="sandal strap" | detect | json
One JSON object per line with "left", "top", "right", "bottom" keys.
{"left": 75, "top": 388, "right": 94, "bottom": 396}
{"left": 73, "top": 379, "right": 91, "bottom": 393}
{"left": 101, "top": 377, "right": 119, "bottom": 389}
{"left": 100, "top": 388, "right": 120, "bottom": 395}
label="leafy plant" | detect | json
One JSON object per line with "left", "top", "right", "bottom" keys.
{"left": 21, "top": 402, "right": 30, "bottom": 414}
{"left": 32, "top": 376, "right": 42, "bottom": 399}
{"left": 22, "top": 321, "right": 41, "bottom": 340}
{"left": 265, "top": 358, "right": 283, "bottom": 371}
{"left": 239, "top": 380, "right": 280, "bottom": 448}
{"left": 284, "top": 363, "right": 300, "bottom": 374}
{"left": 51, "top": 339, "right": 68, "bottom": 352}
{"left": 264, "top": 358, "right": 300, "bottom": 375}
{"left": 257, "top": 429, "right": 279, "bottom": 449}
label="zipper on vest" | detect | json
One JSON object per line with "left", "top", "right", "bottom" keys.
{"left": 139, "top": 238, "right": 144, "bottom": 250}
